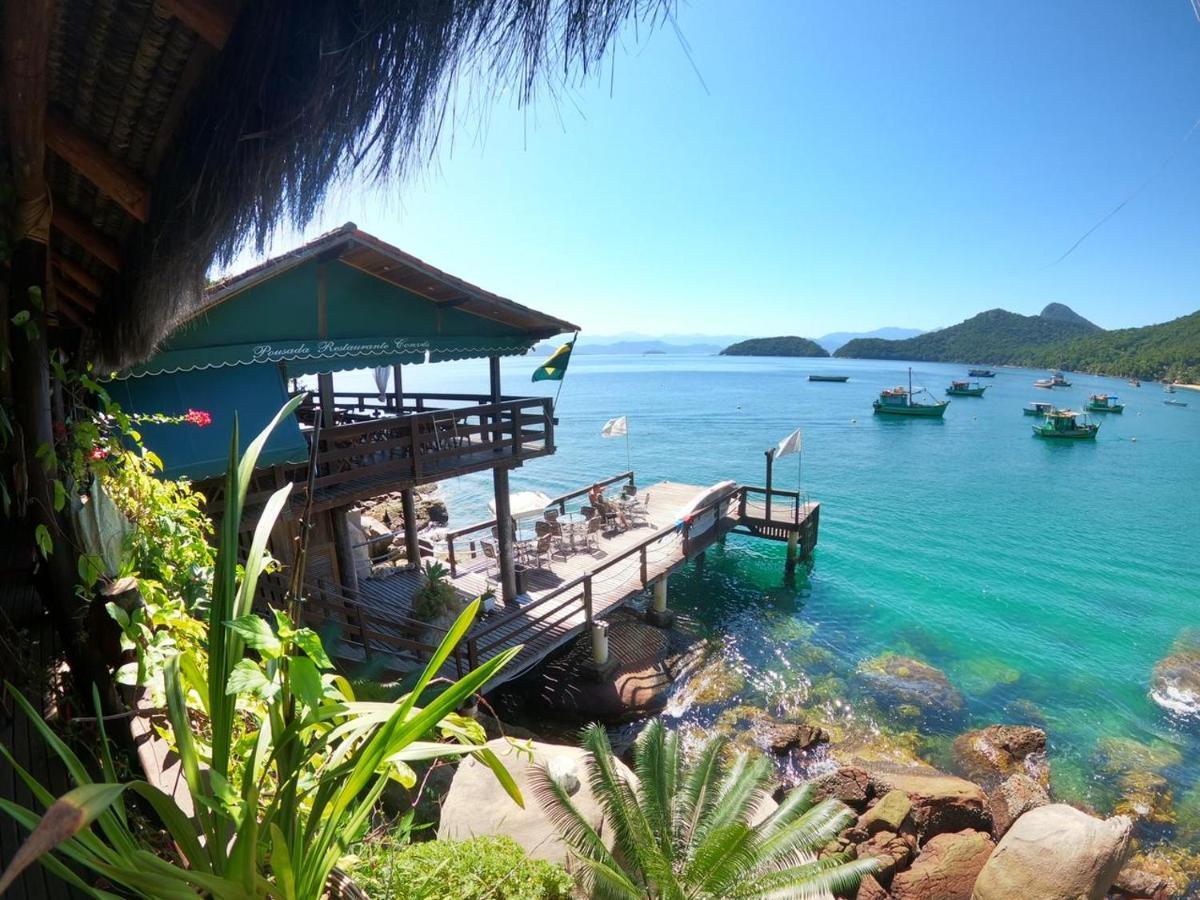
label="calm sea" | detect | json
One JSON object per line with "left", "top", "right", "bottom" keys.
{"left": 342, "top": 354, "right": 1200, "bottom": 821}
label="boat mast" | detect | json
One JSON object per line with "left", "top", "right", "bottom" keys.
{"left": 908, "top": 367, "right": 913, "bottom": 407}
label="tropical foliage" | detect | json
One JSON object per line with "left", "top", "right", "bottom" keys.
{"left": 412, "top": 560, "right": 457, "bottom": 621}
{"left": 0, "top": 398, "right": 522, "bottom": 899}
{"left": 1023, "top": 309, "right": 1200, "bottom": 382}
{"left": 533, "top": 720, "right": 879, "bottom": 899}
{"left": 350, "top": 833, "right": 574, "bottom": 900}
{"left": 721, "top": 336, "right": 830, "bottom": 358}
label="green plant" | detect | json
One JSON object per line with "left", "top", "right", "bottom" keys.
{"left": 534, "top": 720, "right": 880, "bottom": 899}
{"left": 349, "top": 833, "right": 574, "bottom": 900}
{"left": 0, "top": 398, "right": 524, "bottom": 898}
{"left": 412, "top": 560, "right": 456, "bottom": 621}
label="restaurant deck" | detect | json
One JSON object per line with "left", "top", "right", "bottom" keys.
{"left": 291, "top": 475, "right": 820, "bottom": 690}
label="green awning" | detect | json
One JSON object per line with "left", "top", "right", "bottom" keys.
{"left": 121, "top": 257, "right": 539, "bottom": 378}
{"left": 106, "top": 366, "right": 309, "bottom": 482}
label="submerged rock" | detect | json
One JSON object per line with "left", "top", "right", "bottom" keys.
{"left": 1150, "top": 631, "right": 1200, "bottom": 717}
{"left": 892, "top": 829, "right": 994, "bottom": 900}
{"left": 987, "top": 773, "right": 1048, "bottom": 840}
{"left": 676, "top": 652, "right": 746, "bottom": 708}
{"left": 714, "top": 705, "right": 828, "bottom": 757}
{"left": 1113, "top": 770, "right": 1176, "bottom": 825}
{"left": 1120, "top": 847, "right": 1200, "bottom": 899}
{"left": 857, "top": 652, "right": 964, "bottom": 716}
{"left": 952, "top": 724, "right": 1048, "bottom": 790}
{"left": 970, "top": 804, "right": 1133, "bottom": 900}
{"left": 1094, "top": 736, "right": 1184, "bottom": 777}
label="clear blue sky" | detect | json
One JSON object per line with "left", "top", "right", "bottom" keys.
{"left": 239, "top": 1, "right": 1200, "bottom": 337}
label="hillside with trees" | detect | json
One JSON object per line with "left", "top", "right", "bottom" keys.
{"left": 720, "top": 336, "right": 830, "bottom": 357}
{"left": 1024, "top": 310, "right": 1200, "bottom": 382}
{"left": 834, "top": 305, "right": 1100, "bottom": 364}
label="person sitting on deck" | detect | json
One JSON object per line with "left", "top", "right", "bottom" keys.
{"left": 589, "top": 483, "right": 628, "bottom": 530}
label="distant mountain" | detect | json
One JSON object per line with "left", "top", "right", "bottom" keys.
{"left": 834, "top": 304, "right": 1101, "bottom": 365}
{"left": 531, "top": 334, "right": 745, "bottom": 356}
{"left": 1023, "top": 310, "right": 1200, "bottom": 382}
{"left": 816, "top": 326, "right": 924, "bottom": 354}
{"left": 720, "top": 336, "right": 830, "bottom": 358}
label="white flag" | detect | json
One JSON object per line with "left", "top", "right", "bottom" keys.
{"left": 775, "top": 427, "right": 803, "bottom": 459}
{"left": 601, "top": 416, "right": 628, "bottom": 438}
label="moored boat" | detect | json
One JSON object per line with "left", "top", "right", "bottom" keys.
{"left": 1050, "top": 370, "right": 1072, "bottom": 387}
{"left": 1128, "top": 379, "right": 1141, "bottom": 387}
{"left": 1023, "top": 401, "right": 1055, "bottom": 416}
{"left": 968, "top": 368, "right": 995, "bottom": 377}
{"left": 1033, "top": 378, "right": 1054, "bottom": 389}
{"left": 1164, "top": 398, "right": 1189, "bottom": 408}
{"left": 1032, "top": 409, "right": 1098, "bottom": 439}
{"left": 946, "top": 380, "right": 987, "bottom": 397}
{"left": 809, "top": 374, "right": 850, "bottom": 382}
{"left": 1086, "top": 394, "right": 1124, "bottom": 413}
{"left": 874, "top": 368, "right": 949, "bottom": 417}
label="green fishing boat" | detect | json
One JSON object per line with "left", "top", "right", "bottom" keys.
{"left": 946, "top": 380, "right": 987, "bottom": 397}
{"left": 1023, "top": 401, "right": 1055, "bottom": 416}
{"left": 1086, "top": 394, "right": 1124, "bottom": 413}
{"left": 1032, "top": 409, "right": 1098, "bottom": 439}
{"left": 874, "top": 368, "right": 949, "bottom": 417}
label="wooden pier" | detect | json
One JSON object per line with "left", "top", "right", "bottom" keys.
{"left": 278, "top": 472, "right": 819, "bottom": 691}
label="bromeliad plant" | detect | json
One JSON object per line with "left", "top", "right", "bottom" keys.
{"left": 533, "top": 720, "right": 880, "bottom": 900}
{"left": 0, "top": 397, "right": 522, "bottom": 898}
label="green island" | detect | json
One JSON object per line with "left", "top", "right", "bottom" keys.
{"left": 720, "top": 335, "right": 831, "bottom": 357}
{"left": 834, "top": 303, "right": 1200, "bottom": 382}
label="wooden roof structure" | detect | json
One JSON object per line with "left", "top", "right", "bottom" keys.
{"left": 2, "top": 0, "right": 665, "bottom": 370}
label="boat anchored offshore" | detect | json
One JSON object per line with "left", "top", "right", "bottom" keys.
{"left": 1034, "top": 378, "right": 1054, "bottom": 389}
{"left": 1032, "top": 409, "right": 1099, "bottom": 439}
{"left": 946, "top": 380, "right": 987, "bottom": 397}
{"left": 968, "top": 368, "right": 996, "bottom": 378}
{"left": 1024, "top": 401, "right": 1055, "bottom": 416}
{"left": 1051, "top": 370, "right": 1072, "bottom": 387}
{"left": 1164, "top": 398, "right": 1189, "bottom": 408}
{"left": 1086, "top": 394, "right": 1124, "bottom": 413}
{"left": 874, "top": 368, "right": 950, "bottom": 417}
{"left": 809, "top": 375, "right": 850, "bottom": 382}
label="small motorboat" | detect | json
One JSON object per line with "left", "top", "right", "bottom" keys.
{"left": 1086, "top": 394, "right": 1124, "bottom": 413}
{"left": 809, "top": 375, "right": 850, "bottom": 382}
{"left": 1032, "top": 409, "right": 1099, "bottom": 439}
{"left": 1164, "top": 399, "right": 1189, "bottom": 408}
{"left": 1034, "top": 378, "right": 1054, "bottom": 389}
{"left": 1128, "top": 379, "right": 1141, "bottom": 387}
{"left": 968, "top": 368, "right": 996, "bottom": 378}
{"left": 1050, "top": 370, "right": 1072, "bottom": 387}
{"left": 946, "top": 380, "right": 987, "bottom": 397}
{"left": 1023, "top": 401, "right": 1055, "bottom": 416}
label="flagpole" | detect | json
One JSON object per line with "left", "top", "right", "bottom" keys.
{"left": 551, "top": 332, "right": 578, "bottom": 413}
{"left": 625, "top": 424, "right": 632, "bottom": 475}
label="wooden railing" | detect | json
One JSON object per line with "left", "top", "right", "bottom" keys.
{"left": 461, "top": 482, "right": 740, "bottom": 671}
{"left": 738, "top": 485, "right": 807, "bottom": 524}
{"left": 443, "top": 471, "right": 636, "bottom": 577}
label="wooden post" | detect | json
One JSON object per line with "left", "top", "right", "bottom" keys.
{"left": 489, "top": 355, "right": 503, "bottom": 448}
{"left": 401, "top": 488, "right": 421, "bottom": 570}
{"left": 392, "top": 363, "right": 404, "bottom": 414}
{"left": 647, "top": 575, "right": 675, "bottom": 628}
{"left": 318, "top": 373, "right": 336, "bottom": 429}
{"left": 492, "top": 467, "right": 517, "bottom": 603}
{"left": 764, "top": 449, "right": 775, "bottom": 520}
{"left": 330, "top": 506, "right": 360, "bottom": 598}
{"left": 786, "top": 530, "right": 799, "bottom": 579}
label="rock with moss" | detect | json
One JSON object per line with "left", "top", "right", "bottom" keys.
{"left": 1113, "top": 769, "right": 1176, "bottom": 825}
{"left": 957, "top": 657, "right": 1022, "bottom": 695}
{"left": 1150, "top": 630, "right": 1200, "bottom": 717}
{"left": 891, "top": 829, "right": 994, "bottom": 900}
{"left": 676, "top": 652, "right": 746, "bottom": 707}
{"left": 988, "top": 773, "right": 1048, "bottom": 839}
{"left": 951, "top": 724, "right": 1048, "bottom": 790}
{"left": 856, "top": 652, "right": 964, "bottom": 716}
{"left": 1094, "top": 736, "right": 1184, "bottom": 776}
{"left": 1119, "top": 846, "right": 1200, "bottom": 899}
{"left": 713, "top": 705, "right": 828, "bottom": 759}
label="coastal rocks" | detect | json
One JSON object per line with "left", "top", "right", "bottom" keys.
{"left": 856, "top": 874, "right": 891, "bottom": 900}
{"left": 1117, "top": 847, "right": 1200, "bottom": 899}
{"left": 951, "top": 724, "right": 1048, "bottom": 790}
{"left": 1094, "top": 736, "right": 1183, "bottom": 826}
{"left": 855, "top": 829, "right": 915, "bottom": 884}
{"left": 439, "top": 738, "right": 634, "bottom": 867}
{"left": 858, "top": 790, "right": 913, "bottom": 836}
{"left": 857, "top": 653, "right": 964, "bottom": 718}
{"left": 891, "top": 829, "right": 994, "bottom": 900}
{"left": 987, "top": 773, "right": 1048, "bottom": 839}
{"left": 970, "top": 804, "right": 1133, "bottom": 900}
{"left": 876, "top": 771, "right": 991, "bottom": 840}
{"left": 809, "top": 765, "right": 880, "bottom": 812}
{"left": 1111, "top": 859, "right": 1171, "bottom": 900}
{"left": 1149, "top": 631, "right": 1200, "bottom": 717}
{"left": 1113, "top": 770, "right": 1175, "bottom": 825}
{"left": 675, "top": 652, "right": 746, "bottom": 708}
{"left": 714, "top": 705, "right": 828, "bottom": 757}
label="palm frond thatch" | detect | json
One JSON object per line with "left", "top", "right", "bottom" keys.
{"left": 102, "top": 0, "right": 675, "bottom": 366}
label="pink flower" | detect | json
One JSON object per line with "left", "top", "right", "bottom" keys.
{"left": 184, "top": 409, "right": 212, "bottom": 428}
{"left": 90, "top": 446, "right": 109, "bottom": 461}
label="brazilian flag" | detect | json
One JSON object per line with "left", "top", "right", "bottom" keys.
{"left": 532, "top": 335, "right": 576, "bottom": 382}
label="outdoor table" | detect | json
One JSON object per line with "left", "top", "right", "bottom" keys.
{"left": 557, "top": 511, "right": 588, "bottom": 550}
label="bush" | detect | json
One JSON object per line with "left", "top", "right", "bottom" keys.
{"left": 352, "top": 835, "right": 574, "bottom": 900}
{"left": 412, "top": 560, "right": 456, "bottom": 621}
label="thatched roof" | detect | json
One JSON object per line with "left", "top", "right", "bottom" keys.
{"left": 8, "top": 0, "right": 670, "bottom": 368}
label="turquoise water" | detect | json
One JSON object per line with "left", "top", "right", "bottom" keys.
{"left": 345, "top": 355, "right": 1199, "bottom": 826}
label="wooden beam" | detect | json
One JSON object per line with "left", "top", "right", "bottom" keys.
{"left": 156, "top": 0, "right": 236, "bottom": 49}
{"left": 55, "top": 278, "right": 98, "bottom": 314}
{"left": 45, "top": 111, "right": 150, "bottom": 221}
{"left": 51, "top": 252, "right": 103, "bottom": 297}
{"left": 4, "top": 0, "right": 50, "bottom": 214}
{"left": 52, "top": 207, "right": 121, "bottom": 271}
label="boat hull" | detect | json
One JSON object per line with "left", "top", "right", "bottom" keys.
{"left": 946, "top": 388, "right": 986, "bottom": 397}
{"left": 1086, "top": 404, "right": 1124, "bottom": 414}
{"left": 809, "top": 375, "right": 849, "bottom": 382}
{"left": 874, "top": 401, "right": 949, "bottom": 417}
{"left": 1032, "top": 425, "right": 1098, "bottom": 439}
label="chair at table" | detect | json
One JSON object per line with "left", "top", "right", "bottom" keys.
{"left": 480, "top": 541, "right": 501, "bottom": 589}
{"left": 584, "top": 516, "right": 604, "bottom": 553}
{"left": 530, "top": 535, "right": 552, "bottom": 569}
{"left": 544, "top": 508, "right": 559, "bottom": 525}
{"left": 581, "top": 505, "right": 594, "bottom": 520}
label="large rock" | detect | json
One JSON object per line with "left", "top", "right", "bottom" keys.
{"left": 859, "top": 790, "right": 914, "bottom": 836}
{"left": 952, "top": 724, "right": 1048, "bottom": 789}
{"left": 855, "top": 829, "right": 913, "bottom": 885}
{"left": 970, "top": 804, "right": 1133, "bottom": 900}
{"left": 715, "top": 705, "right": 829, "bottom": 758}
{"left": 892, "top": 829, "right": 994, "bottom": 900}
{"left": 857, "top": 653, "right": 964, "bottom": 717}
{"left": 877, "top": 771, "right": 991, "bottom": 840}
{"left": 809, "top": 766, "right": 880, "bottom": 812}
{"left": 987, "top": 773, "right": 1048, "bottom": 839}
{"left": 1150, "top": 631, "right": 1200, "bottom": 717}
{"left": 439, "top": 739, "right": 633, "bottom": 867}
{"left": 856, "top": 874, "right": 891, "bottom": 900}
